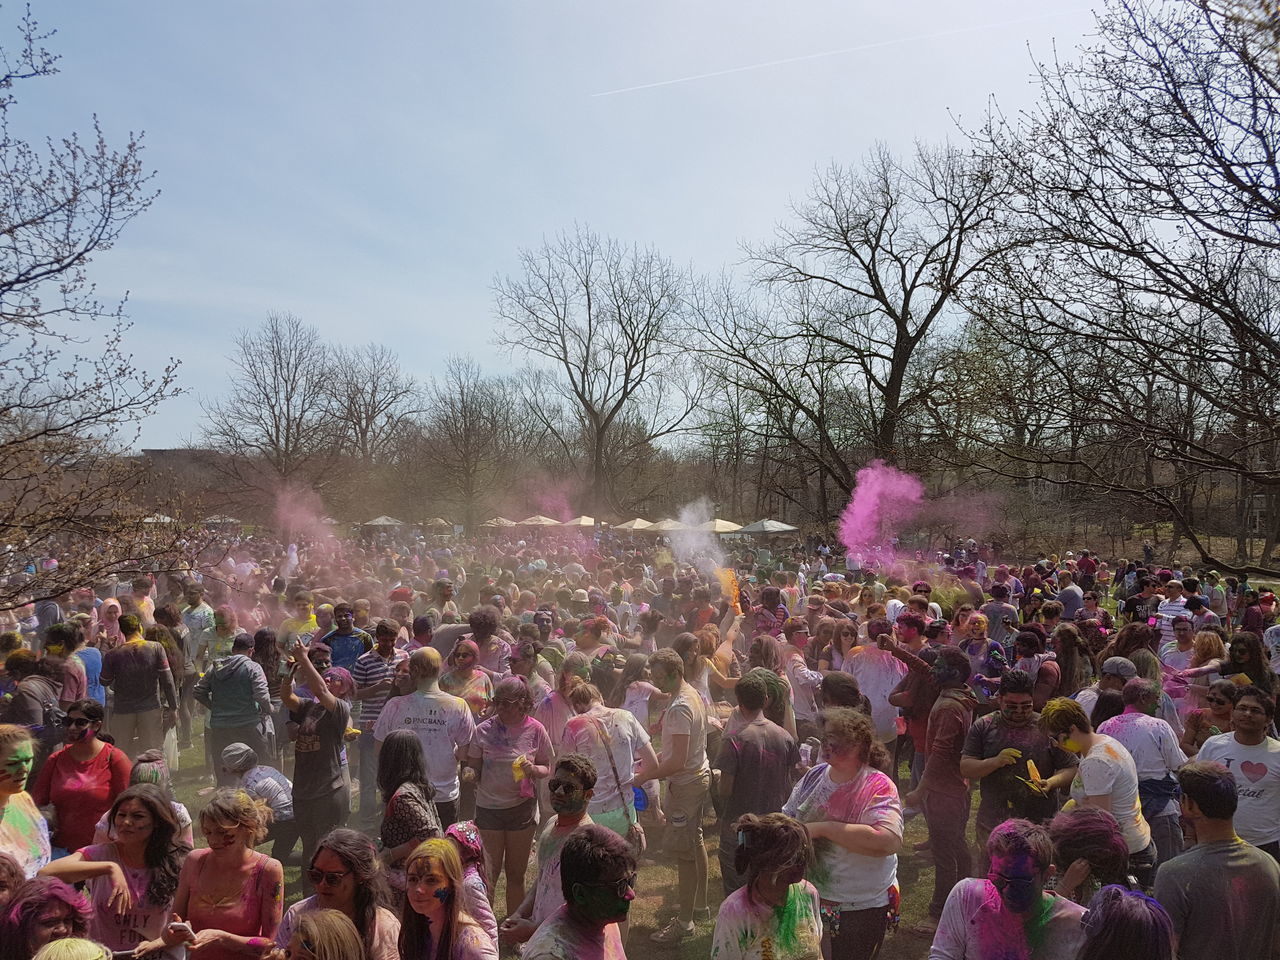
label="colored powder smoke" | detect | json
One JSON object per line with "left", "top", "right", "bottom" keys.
{"left": 837, "top": 460, "right": 925, "bottom": 557}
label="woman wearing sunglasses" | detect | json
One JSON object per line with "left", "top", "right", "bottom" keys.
{"left": 278, "top": 908, "right": 362, "bottom": 960}
{"left": 440, "top": 640, "right": 493, "bottom": 719}
{"left": 276, "top": 828, "right": 399, "bottom": 960}
{"left": 154, "top": 789, "right": 283, "bottom": 960}
{"left": 465, "top": 676, "right": 552, "bottom": 919}
{"left": 1180, "top": 679, "right": 1239, "bottom": 757}
{"left": 398, "top": 838, "right": 497, "bottom": 960}
{"left": 30, "top": 700, "right": 130, "bottom": 855}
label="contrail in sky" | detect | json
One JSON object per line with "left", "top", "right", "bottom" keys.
{"left": 591, "top": 9, "right": 1090, "bottom": 97}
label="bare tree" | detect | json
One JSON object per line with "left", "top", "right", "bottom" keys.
{"left": 402, "top": 358, "right": 538, "bottom": 531}
{"left": 494, "top": 225, "right": 700, "bottom": 514}
{"left": 749, "top": 143, "right": 1011, "bottom": 462}
{"left": 960, "top": 0, "right": 1280, "bottom": 572}
{"left": 326, "top": 343, "right": 421, "bottom": 462}
{"left": 201, "top": 312, "right": 335, "bottom": 499}
{"left": 0, "top": 8, "right": 196, "bottom": 608}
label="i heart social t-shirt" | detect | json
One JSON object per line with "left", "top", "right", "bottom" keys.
{"left": 1198, "top": 734, "right": 1280, "bottom": 845}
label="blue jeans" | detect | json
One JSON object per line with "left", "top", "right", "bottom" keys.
{"left": 358, "top": 731, "right": 379, "bottom": 819}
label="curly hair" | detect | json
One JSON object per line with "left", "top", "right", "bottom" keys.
{"left": 820, "top": 707, "right": 888, "bottom": 769}
{"left": 732, "top": 813, "right": 812, "bottom": 894}
{"left": 467, "top": 605, "right": 501, "bottom": 638}
{"left": 553, "top": 753, "right": 598, "bottom": 791}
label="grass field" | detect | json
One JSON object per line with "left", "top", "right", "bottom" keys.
{"left": 169, "top": 729, "right": 943, "bottom": 960}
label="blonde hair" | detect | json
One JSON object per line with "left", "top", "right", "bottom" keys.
{"left": 292, "top": 908, "right": 364, "bottom": 960}
{"left": 0, "top": 724, "right": 32, "bottom": 756}
{"left": 199, "top": 787, "right": 271, "bottom": 844}
{"left": 1192, "top": 630, "right": 1227, "bottom": 667}
{"left": 400, "top": 839, "right": 479, "bottom": 960}
{"left": 32, "top": 940, "right": 111, "bottom": 960}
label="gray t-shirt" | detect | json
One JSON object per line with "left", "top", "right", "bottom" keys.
{"left": 1154, "top": 837, "right": 1280, "bottom": 960}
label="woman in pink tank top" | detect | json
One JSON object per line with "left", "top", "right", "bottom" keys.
{"left": 146, "top": 788, "right": 283, "bottom": 959}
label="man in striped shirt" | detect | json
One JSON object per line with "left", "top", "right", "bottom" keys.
{"left": 352, "top": 619, "right": 408, "bottom": 823}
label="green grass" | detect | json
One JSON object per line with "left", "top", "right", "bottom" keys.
{"left": 169, "top": 727, "right": 944, "bottom": 960}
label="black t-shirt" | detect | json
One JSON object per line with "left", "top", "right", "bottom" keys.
{"left": 962, "top": 711, "right": 1077, "bottom": 827}
{"left": 289, "top": 697, "right": 350, "bottom": 801}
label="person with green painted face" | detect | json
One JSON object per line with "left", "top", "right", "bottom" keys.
{"left": 928, "top": 818, "right": 1087, "bottom": 960}
{"left": 0, "top": 725, "right": 48, "bottom": 877}
{"left": 521, "top": 823, "right": 634, "bottom": 960}
{"left": 499, "top": 754, "right": 598, "bottom": 946}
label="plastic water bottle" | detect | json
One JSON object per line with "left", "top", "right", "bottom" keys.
{"left": 632, "top": 785, "right": 648, "bottom": 812}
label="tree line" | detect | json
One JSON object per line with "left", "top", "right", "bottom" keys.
{"left": 6, "top": 0, "right": 1280, "bottom": 610}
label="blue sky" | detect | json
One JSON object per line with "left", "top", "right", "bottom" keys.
{"left": 14, "top": 1, "right": 1098, "bottom": 446}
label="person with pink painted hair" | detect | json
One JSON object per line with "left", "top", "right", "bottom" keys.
{"left": 928, "top": 819, "right": 1086, "bottom": 960}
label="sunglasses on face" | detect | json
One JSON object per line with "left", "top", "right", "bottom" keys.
{"left": 307, "top": 868, "right": 351, "bottom": 887}
{"left": 67, "top": 717, "right": 93, "bottom": 728}
{"left": 548, "top": 778, "right": 581, "bottom": 794}
{"left": 580, "top": 874, "right": 637, "bottom": 898}
{"left": 989, "top": 874, "right": 1036, "bottom": 894}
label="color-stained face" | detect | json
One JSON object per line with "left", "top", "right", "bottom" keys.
{"left": 0, "top": 742, "right": 33, "bottom": 795}
{"left": 549, "top": 773, "right": 590, "bottom": 814}
{"left": 113, "top": 798, "right": 156, "bottom": 845}
{"left": 311, "top": 848, "right": 356, "bottom": 909}
{"left": 29, "top": 903, "right": 74, "bottom": 951}
{"left": 999, "top": 694, "right": 1034, "bottom": 726}
{"left": 572, "top": 868, "right": 636, "bottom": 924}
{"left": 64, "top": 710, "right": 99, "bottom": 745}
{"left": 405, "top": 856, "right": 451, "bottom": 917}
{"left": 202, "top": 818, "right": 251, "bottom": 853}
{"left": 988, "top": 851, "right": 1042, "bottom": 914}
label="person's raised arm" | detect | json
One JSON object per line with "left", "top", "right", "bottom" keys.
{"left": 294, "top": 653, "right": 338, "bottom": 712}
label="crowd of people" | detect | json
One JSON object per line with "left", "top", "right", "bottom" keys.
{"left": 0, "top": 531, "right": 1273, "bottom": 959}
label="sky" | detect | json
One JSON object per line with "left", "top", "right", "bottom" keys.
{"left": 12, "top": 1, "right": 1100, "bottom": 447}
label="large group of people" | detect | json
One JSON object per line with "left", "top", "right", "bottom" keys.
{"left": 0, "top": 531, "right": 1274, "bottom": 959}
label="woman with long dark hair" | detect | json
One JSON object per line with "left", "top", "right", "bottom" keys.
{"left": 377, "top": 730, "right": 441, "bottom": 906}
{"left": 40, "top": 784, "right": 189, "bottom": 954}
{"left": 277, "top": 828, "right": 398, "bottom": 960}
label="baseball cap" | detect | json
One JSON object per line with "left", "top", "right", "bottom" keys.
{"left": 1101, "top": 657, "right": 1138, "bottom": 678}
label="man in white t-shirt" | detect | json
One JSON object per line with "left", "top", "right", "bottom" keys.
{"left": 373, "top": 647, "right": 475, "bottom": 827}
{"left": 1158, "top": 617, "right": 1197, "bottom": 672}
{"left": 1198, "top": 685, "right": 1280, "bottom": 856}
{"left": 1097, "top": 678, "right": 1188, "bottom": 871}
{"left": 1042, "top": 695, "right": 1156, "bottom": 886}
{"left": 638, "top": 648, "right": 709, "bottom": 943}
